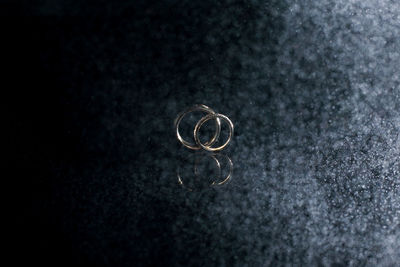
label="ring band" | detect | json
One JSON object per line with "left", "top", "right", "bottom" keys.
{"left": 174, "top": 104, "right": 221, "bottom": 150}
{"left": 194, "top": 113, "right": 234, "bottom": 152}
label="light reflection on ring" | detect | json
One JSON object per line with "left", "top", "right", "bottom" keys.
{"left": 177, "top": 152, "right": 233, "bottom": 191}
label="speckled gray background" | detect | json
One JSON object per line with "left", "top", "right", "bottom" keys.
{"left": 15, "top": 0, "right": 400, "bottom": 266}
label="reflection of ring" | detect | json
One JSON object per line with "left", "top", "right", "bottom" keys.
{"left": 194, "top": 153, "right": 221, "bottom": 179}
{"left": 174, "top": 104, "right": 221, "bottom": 150}
{"left": 210, "top": 153, "right": 233, "bottom": 185}
{"left": 177, "top": 152, "right": 233, "bottom": 191}
{"left": 194, "top": 113, "right": 234, "bottom": 152}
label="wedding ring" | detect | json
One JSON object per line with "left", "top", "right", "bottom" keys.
{"left": 194, "top": 113, "right": 234, "bottom": 152}
{"left": 174, "top": 104, "right": 221, "bottom": 150}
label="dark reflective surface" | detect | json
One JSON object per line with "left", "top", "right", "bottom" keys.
{"left": 12, "top": 1, "right": 400, "bottom": 266}
{"left": 177, "top": 151, "right": 233, "bottom": 190}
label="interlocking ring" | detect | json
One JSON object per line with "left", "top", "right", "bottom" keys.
{"left": 174, "top": 104, "right": 221, "bottom": 150}
{"left": 175, "top": 104, "right": 234, "bottom": 151}
{"left": 194, "top": 113, "right": 234, "bottom": 152}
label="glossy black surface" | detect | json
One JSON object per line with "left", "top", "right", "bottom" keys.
{"left": 10, "top": 1, "right": 400, "bottom": 266}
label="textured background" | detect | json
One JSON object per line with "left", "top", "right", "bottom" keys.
{"left": 9, "top": 0, "right": 400, "bottom": 266}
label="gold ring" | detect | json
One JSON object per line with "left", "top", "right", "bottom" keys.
{"left": 174, "top": 104, "right": 221, "bottom": 150}
{"left": 194, "top": 113, "right": 234, "bottom": 152}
